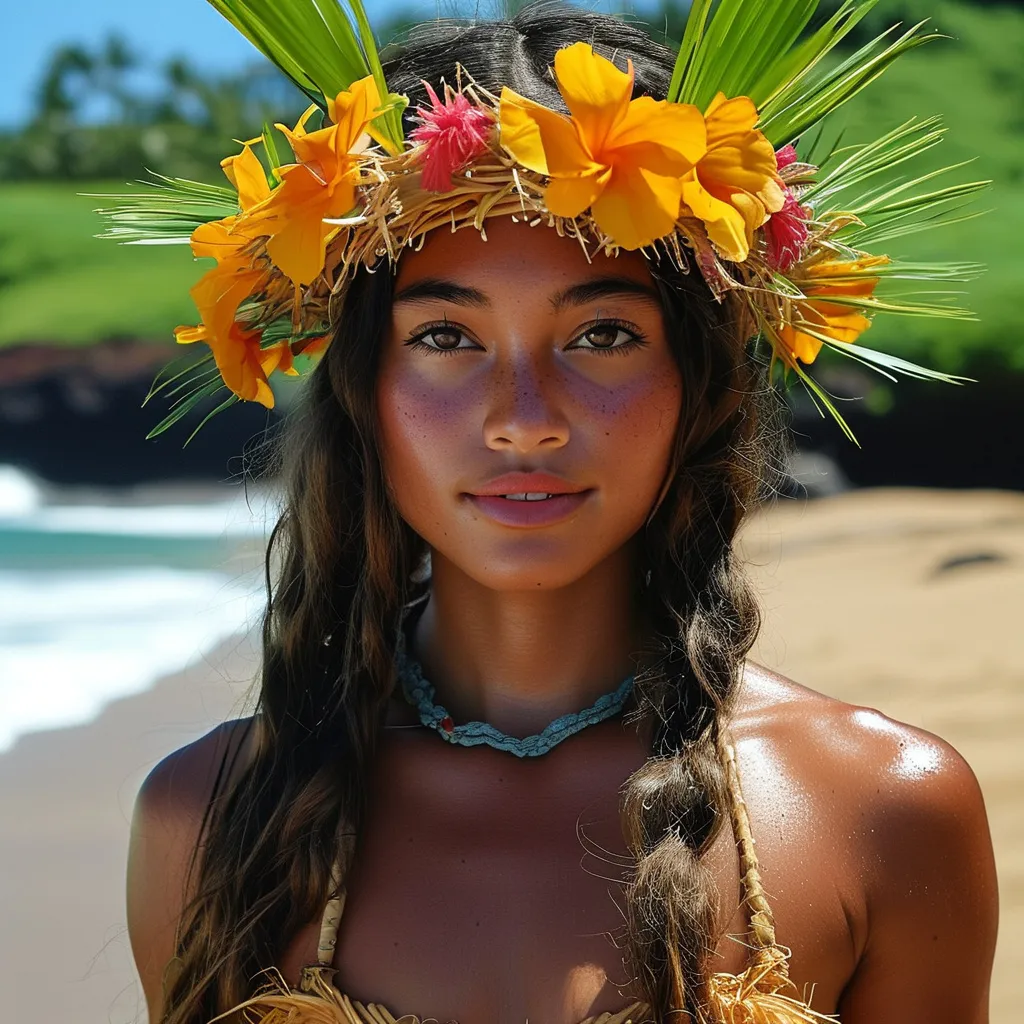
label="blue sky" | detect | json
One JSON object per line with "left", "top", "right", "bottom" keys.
{"left": 4, "top": 1, "right": 460, "bottom": 127}
{"left": 5, "top": 0, "right": 631, "bottom": 127}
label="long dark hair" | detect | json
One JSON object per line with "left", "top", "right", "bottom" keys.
{"left": 162, "top": 7, "right": 783, "bottom": 1023}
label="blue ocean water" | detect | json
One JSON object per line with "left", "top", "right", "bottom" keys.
{"left": 0, "top": 466, "right": 272, "bottom": 752}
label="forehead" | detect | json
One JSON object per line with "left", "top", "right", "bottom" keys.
{"left": 393, "top": 215, "right": 655, "bottom": 296}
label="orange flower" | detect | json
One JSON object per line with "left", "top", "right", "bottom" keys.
{"left": 777, "top": 256, "right": 890, "bottom": 366}
{"left": 174, "top": 218, "right": 281, "bottom": 406}
{"left": 499, "top": 42, "right": 706, "bottom": 251}
{"left": 174, "top": 146, "right": 281, "bottom": 406}
{"left": 245, "top": 76, "right": 382, "bottom": 286}
{"left": 220, "top": 141, "right": 272, "bottom": 212}
{"left": 175, "top": 317, "right": 289, "bottom": 409}
{"left": 681, "top": 94, "right": 785, "bottom": 262}
{"left": 188, "top": 141, "right": 272, "bottom": 262}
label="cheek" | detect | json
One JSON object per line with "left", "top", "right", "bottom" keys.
{"left": 582, "top": 365, "right": 682, "bottom": 493}
{"left": 376, "top": 361, "right": 472, "bottom": 522}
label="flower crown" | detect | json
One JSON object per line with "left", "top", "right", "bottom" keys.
{"left": 96, "top": 0, "right": 986, "bottom": 441}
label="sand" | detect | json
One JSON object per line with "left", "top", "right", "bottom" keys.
{"left": 0, "top": 631, "right": 260, "bottom": 1023}
{"left": 743, "top": 488, "right": 1024, "bottom": 1024}
{"left": 0, "top": 487, "right": 1021, "bottom": 1023}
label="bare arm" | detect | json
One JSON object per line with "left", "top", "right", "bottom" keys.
{"left": 838, "top": 712, "right": 998, "bottom": 1023}
{"left": 126, "top": 720, "right": 255, "bottom": 1023}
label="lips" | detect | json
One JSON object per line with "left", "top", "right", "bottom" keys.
{"left": 465, "top": 472, "right": 591, "bottom": 527}
{"left": 468, "top": 471, "right": 585, "bottom": 498}
{"left": 468, "top": 492, "right": 591, "bottom": 527}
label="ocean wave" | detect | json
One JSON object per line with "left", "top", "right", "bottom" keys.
{"left": 0, "top": 464, "right": 279, "bottom": 538}
{"left": 0, "top": 465, "right": 42, "bottom": 517}
{"left": 0, "top": 566, "right": 264, "bottom": 752}
{"left": 11, "top": 501, "right": 275, "bottom": 538}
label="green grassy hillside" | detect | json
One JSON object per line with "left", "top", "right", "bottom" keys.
{"left": 0, "top": 183, "right": 202, "bottom": 346}
{"left": 824, "top": 0, "right": 1024, "bottom": 371}
{"left": 0, "top": 0, "right": 1020, "bottom": 372}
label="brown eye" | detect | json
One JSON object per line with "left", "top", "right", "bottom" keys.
{"left": 582, "top": 325, "right": 621, "bottom": 349}
{"left": 407, "top": 324, "right": 476, "bottom": 352}
{"left": 426, "top": 328, "right": 464, "bottom": 350}
{"left": 568, "top": 322, "right": 643, "bottom": 352}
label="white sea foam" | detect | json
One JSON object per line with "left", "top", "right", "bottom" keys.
{"left": 16, "top": 500, "right": 273, "bottom": 538}
{"left": 0, "top": 465, "right": 43, "bottom": 517}
{"left": 0, "top": 465, "right": 276, "bottom": 752}
{"left": 0, "top": 464, "right": 279, "bottom": 538}
{"left": 0, "top": 566, "right": 263, "bottom": 752}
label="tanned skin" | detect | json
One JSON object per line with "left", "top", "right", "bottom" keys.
{"left": 128, "top": 219, "right": 998, "bottom": 1024}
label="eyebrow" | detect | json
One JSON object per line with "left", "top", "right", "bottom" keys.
{"left": 391, "top": 274, "right": 661, "bottom": 311}
{"left": 550, "top": 277, "right": 661, "bottom": 311}
{"left": 392, "top": 279, "right": 490, "bottom": 308}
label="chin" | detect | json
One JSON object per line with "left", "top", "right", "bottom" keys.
{"left": 433, "top": 532, "right": 624, "bottom": 592}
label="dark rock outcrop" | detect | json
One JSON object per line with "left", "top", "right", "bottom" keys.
{"left": 0, "top": 340, "right": 281, "bottom": 485}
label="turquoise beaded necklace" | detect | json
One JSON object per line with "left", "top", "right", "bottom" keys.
{"left": 395, "top": 626, "right": 635, "bottom": 758}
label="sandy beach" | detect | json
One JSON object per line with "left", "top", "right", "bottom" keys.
{"left": 1, "top": 487, "right": 1021, "bottom": 1023}
{"left": 0, "top": 631, "right": 260, "bottom": 1024}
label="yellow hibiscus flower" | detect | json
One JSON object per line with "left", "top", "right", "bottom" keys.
{"left": 244, "top": 75, "right": 382, "bottom": 286}
{"left": 499, "top": 42, "right": 706, "bottom": 251}
{"left": 220, "top": 142, "right": 272, "bottom": 211}
{"left": 681, "top": 93, "right": 785, "bottom": 263}
{"left": 777, "top": 256, "right": 890, "bottom": 366}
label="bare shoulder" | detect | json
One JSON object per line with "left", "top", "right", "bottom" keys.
{"left": 736, "top": 663, "right": 997, "bottom": 1021}
{"left": 736, "top": 661, "right": 990, "bottom": 829}
{"left": 127, "top": 718, "right": 257, "bottom": 1022}
{"left": 133, "top": 716, "right": 257, "bottom": 831}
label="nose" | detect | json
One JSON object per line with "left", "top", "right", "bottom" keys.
{"left": 482, "top": 350, "right": 570, "bottom": 453}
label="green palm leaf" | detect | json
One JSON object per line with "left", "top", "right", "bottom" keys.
{"left": 205, "top": 0, "right": 404, "bottom": 150}
{"left": 804, "top": 118, "right": 948, "bottom": 204}
{"left": 146, "top": 376, "right": 230, "bottom": 439}
{"left": 817, "top": 337, "right": 972, "bottom": 384}
{"left": 800, "top": 117, "right": 990, "bottom": 263}
{"left": 144, "top": 355, "right": 219, "bottom": 405}
{"left": 668, "top": 0, "right": 938, "bottom": 147}
{"left": 88, "top": 174, "right": 238, "bottom": 244}
{"left": 788, "top": 358, "right": 860, "bottom": 443}
{"left": 750, "top": 1, "right": 882, "bottom": 106}
{"left": 670, "top": 0, "right": 819, "bottom": 108}
{"left": 759, "top": 22, "right": 939, "bottom": 145}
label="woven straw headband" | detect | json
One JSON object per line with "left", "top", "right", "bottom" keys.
{"left": 93, "top": 0, "right": 986, "bottom": 443}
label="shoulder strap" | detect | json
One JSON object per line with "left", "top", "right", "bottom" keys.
{"left": 299, "top": 833, "right": 355, "bottom": 991}
{"left": 316, "top": 856, "right": 349, "bottom": 966}
{"left": 721, "top": 736, "right": 778, "bottom": 952}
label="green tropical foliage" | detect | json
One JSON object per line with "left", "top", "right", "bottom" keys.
{"left": 0, "top": 39, "right": 302, "bottom": 182}
{"left": 204, "top": 0, "right": 406, "bottom": 150}
{"left": 0, "top": 0, "right": 1020, "bottom": 383}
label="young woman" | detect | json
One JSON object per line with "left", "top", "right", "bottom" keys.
{"left": 121, "top": 5, "right": 998, "bottom": 1024}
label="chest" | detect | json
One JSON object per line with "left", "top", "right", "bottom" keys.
{"left": 278, "top": 728, "right": 858, "bottom": 1024}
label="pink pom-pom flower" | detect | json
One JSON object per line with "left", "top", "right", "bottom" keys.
{"left": 409, "top": 82, "right": 494, "bottom": 192}
{"left": 764, "top": 146, "right": 811, "bottom": 272}
{"left": 775, "top": 144, "right": 800, "bottom": 171}
{"left": 765, "top": 191, "right": 811, "bottom": 272}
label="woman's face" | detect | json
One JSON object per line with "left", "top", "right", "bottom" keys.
{"left": 376, "top": 217, "right": 683, "bottom": 591}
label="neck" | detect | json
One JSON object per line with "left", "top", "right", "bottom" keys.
{"left": 411, "top": 546, "right": 644, "bottom": 738}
